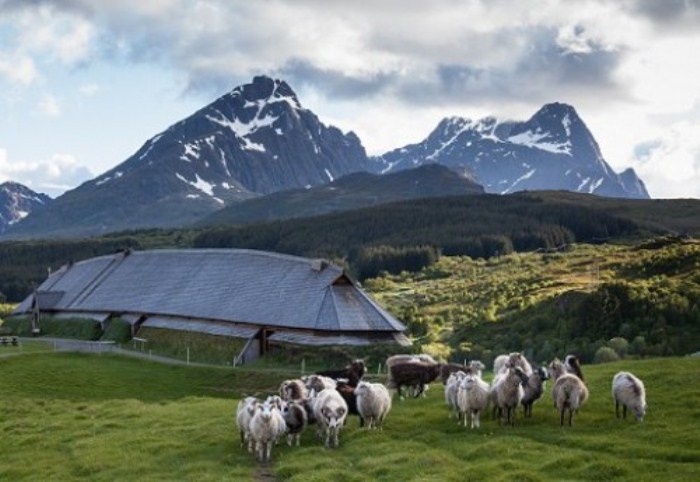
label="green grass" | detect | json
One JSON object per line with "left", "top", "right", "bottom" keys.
{"left": 0, "top": 352, "right": 698, "bottom": 481}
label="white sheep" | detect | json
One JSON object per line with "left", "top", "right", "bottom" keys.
{"left": 468, "top": 360, "right": 486, "bottom": 378}
{"left": 521, "top": 366, "right": 550, "bottom": 417}
{"left": 303, "top": 374, "right": 337, "bottom": 396}
{"left": 355, "top": 381, "right": 392, "bottom": 429}
{"left": 235, "top": 396, "right": 259, "bottom": 452}
{"left": 612, "top": 371, "right": 646, "bottom": 422}
{"left": 249, "top": 402, "right": 286, "bottom": 462}
{"left": 313, "top": 388, "right": 349, "bottom": 448}
{"left": 491, "top": 366, "right": 528, "bottom": 426}
{"left": 457, "top": 372, "right": 490, "bottom": 429}
{"left": 444, "top": 370, "right": 468, "bottom": 421}
{"left": 550, "top": 358, "right": 589, "bottom": 427}
{"left": 493, "top": 352, "right": 533, "bottom": 376}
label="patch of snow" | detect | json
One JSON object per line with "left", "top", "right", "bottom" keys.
{"left": 242, "top": 138, "right": 266, "bottom": 152}
{"left": 95, "top": 176, "right": 111, "bottom": 186}
{"left": 221, "top": 182, "right": 230, "bottom": 189}
{"left": 507, "top": 130, "right": 572, "bottom": 155}
{"left": 565, "top": 169, "right": 572, "bottom": 176}
{"left": 577, "top": 177, "right": 590, "bottom": 191}
{"left": 176, "top": 173, "right": 216, "bottom": 197}
{"left": 589, "top": 177, "right": 604, "bottom": 193}
{"left": 139, "top": 134, "right": 163, "bottom": 160}
{"left": 562, "top": 113, "right": 572, "bottom": 137}
{"left": 275, "top": 128, "right": 283, "bottom": 135}
{"left": 324, "top": 168, "right": 334, "bottom": 182}
{"left": 186, "top": 194, "right": 201, "bottom": 199}
{"left": 305, "top": 184, "right": 311, "bottom": 189}
{"left": 8, "top": 210, "right": 29, "bottom": 224}
{"left": 501, "top": 169, "right": 536, "bottom": 194}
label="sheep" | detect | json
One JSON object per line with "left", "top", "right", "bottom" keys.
{"left": 235, "top": 396, "right": 260, "bottom": 452}
{"left": 550, "top": 358, "right": 589, "bottom": 427}
{"left": 279, "top": 379, "right": 308, "bottom": 401}
{"left": 521, "top": 366, "right": 550, "bottom": 417}
{"left": 249, "top": 402, "right": 286, "bottom": 463}
{"left": 457, "top": 372, "right": 490, "bottom": 429}
{"left": 564, "top": 354, "right": 585, "bottom": 382}
{"left": 264, "top": 395, "right": 288, "bottom": 445}
{"left": 439, "top": 362, "right": 468, "bottom": 384}
{"left": 303, "top": 374, "right": 337, "bottom": 395}
{"left": 493, "top": 352, "right": 533, "bottom": 376}
{"left": 313, "top": 388, "right": 349, "bottom": 448}
{"left": 468, "top": 360, "right": 486, "bottom": 379}
{"left": 335, "top": 380, "right": 362, "bottom": 426}
{"left": 491, "top": 366, "right": 528, "bottom": 426}
{"left": 444, "top": 370, "right": 468, "bottom": 420}
{"left": 612, "top": 371, "right": 647, "bottom": 422}
{"left": 316, "top": 359, "right": 366, "bottom": 386}
{"left": 389, "top": 361, "right": 442, "bottom": 399}
{"left": 282, "top": 400, "right": 308, "bottom": 446}
{"left": 386, "top": 354, "right": 438, "bottom": 393}
{"left": 355, "top": 381, "right": 392, "bottom": 429}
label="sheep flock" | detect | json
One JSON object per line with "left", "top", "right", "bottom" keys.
{"left": 235, "top": 354, "right": 647, "bottom": 462}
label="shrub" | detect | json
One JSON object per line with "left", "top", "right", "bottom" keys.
{"left": 608, "top": 337, "right": 630, "bottom": 358}
{"left": 594, "top": 346, "right": 620, "bottom": 364}
{"left": 101, "top": 318, "right": 132, "bottom": 343}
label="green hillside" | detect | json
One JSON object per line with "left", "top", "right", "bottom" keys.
{"left": 365, "top": 238, "right": 700, "bottom": 364}
{"left": 0, "top": 350, "right": 698, "bottom": 480}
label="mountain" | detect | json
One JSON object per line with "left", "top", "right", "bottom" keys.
{"left": 198, "top": 163, "right": 485, "bottom": 226}
{"left": 5, "top": 76, "right": 374, "bottom": 239}
{"left": 0, "top": 182, "right": 51, "bottom": 234}
{"left": 374, "top": 103, "right": 650, "bottom": 199}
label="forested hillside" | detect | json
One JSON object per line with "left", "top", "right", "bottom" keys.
{"left": 365, "top": 237, "right": 700, "bottom": 365}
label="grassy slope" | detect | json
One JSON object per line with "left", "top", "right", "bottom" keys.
{"left": 0, "top": 351, "right": 698, "bottom": 481}
{"left": 364, "top": 240, "right": 700, "bottom": 362}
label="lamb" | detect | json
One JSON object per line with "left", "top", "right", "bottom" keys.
{"left": 355, "top": 381, "right": 392, "bottom": 429}
{"left": 444, "top": 370, "right": 468, "bottom": 420}
{"left": 521, "top": 366, "right": 550, "bottom": 417}
{"left": 612, "top": 371, "right": 646, "bottom": 422}
{"left": 493, "top": 352, "right": 533, "bottom": 376}
{"left": 249, "top": 402, "right": 286, "bottom": 462}
{"left": 550, "top": 357, "right": 589, "bottom": 427}
{"left": 235, "top": 396, "right": 260, "bottom": 452}
{"left": 389, "top": 361, "right": 442, "bottom": 399}
{"left": 282, "top": 400, "right": 308, "bottom": 446}
{"left": 491, "top": 366, "right": 528, "bottom": 426}
{"left": 316, "top": 359, "right": 366, "bottom": 386}
{"left": 457, "top": 372, "right": 490, "bottom": 429}
{"left": 313, "top": 388, "right": 349, "bottom": 448}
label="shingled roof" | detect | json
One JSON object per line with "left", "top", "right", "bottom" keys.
{"left": 15, "top": 249, "right": 407, "bottom": 342}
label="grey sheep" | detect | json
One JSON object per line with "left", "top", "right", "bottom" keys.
{"left": 491, "top": 366, "right": 528, "bottom": 426}
{"left": 235, "top": 396, "right": 259, "bottom": 452}
{"left": 521, "top": 366, "right": 550, "bottom": 417}
{"left": 249, "top": 402, "right": 286, "bottom": 462}
{"left": 282, "top": 400, "right": 308, "bottom": 446}
{"left": 612, "top": 371, "right": 647, "bottom": 422}
{"left": 313, "top": 388, "right": 348, "bottom": 448}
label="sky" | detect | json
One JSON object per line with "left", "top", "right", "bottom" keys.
{"left": 1, "top": 0, "right": 699, "bottom": 199}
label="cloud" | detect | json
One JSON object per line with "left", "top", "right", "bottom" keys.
{"left": 79, "top": 82, "right": 99, "bottom": 96}
{"left": 0, "top": 52, "right": 37, "bottom": 85}
{"left": 0, "top": 149, "right": 93, "bottom": 197}
{"left": 633, "top": 121, "right": 700, "bottom": 198}
{"left": 38, "top": 93, "right": 61, "bottom": 117}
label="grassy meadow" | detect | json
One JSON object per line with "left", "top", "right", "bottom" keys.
{"left": 0, "top": 350, "right": 698, "bottom": 481}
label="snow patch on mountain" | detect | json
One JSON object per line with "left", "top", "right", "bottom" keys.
{"left": 507, "top": 130, "right": 572, "bottom": 155}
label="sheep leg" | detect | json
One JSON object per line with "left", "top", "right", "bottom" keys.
{"left": 622, "top": 404, "right": 627, "bottom": 419}
{"left": 568, "top": 409, "right": 574, "bottom": 427}
{"left": 559, "top": 409, "right": 565, "bottom": 427}
{"left": 615, "top": 400, "right": 621, "bottom": 418}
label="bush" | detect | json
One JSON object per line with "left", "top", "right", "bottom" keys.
{"left": 608, "top": 337, "right": 630, "bottom": 358}
{"left": 101, "top": 318, "right": 132, "bottom": 343}
{"left": 594, "top": 346, "right": 620, "bottom": 364}
{"left": 1, "top": 316, "right": 102, "bottom": 340}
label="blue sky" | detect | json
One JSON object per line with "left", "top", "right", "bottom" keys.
{"left": 1, "top": 0, "right": 699, "bottom": 198}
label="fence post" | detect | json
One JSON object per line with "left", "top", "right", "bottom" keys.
{"left": 187, "top": 346, "right": 190, "bottom": 365}
{"left": 377, "top": 362, "right": 382, "bottom": 375}
{"left": 301, "top": 358, "right": 305, "bottom": 375}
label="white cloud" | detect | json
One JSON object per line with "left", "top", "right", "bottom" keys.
{"left": 38, "top": 94, "right": 61, "bottom": 117}
{"left": 79, "top": 83, "right": 100, "bottom": 97}
{"left": 0, "top": 149, "right": 93, "bottom": 198}
{"left": 0, "top": 52, "right": 37, "bottom": 85}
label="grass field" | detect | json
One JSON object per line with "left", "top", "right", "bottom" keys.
{"left": 0, "top": 351, "right": 698, "bottom": 481}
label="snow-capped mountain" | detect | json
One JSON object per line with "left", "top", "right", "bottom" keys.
{"left": 374, "top": 103, "right": 649, "bottom": 199}
{"left": 5, "top": 76, "right": 374, "bottom": 238}
{"left": 0, "top": 182, "right": 51, "bottom": 234}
